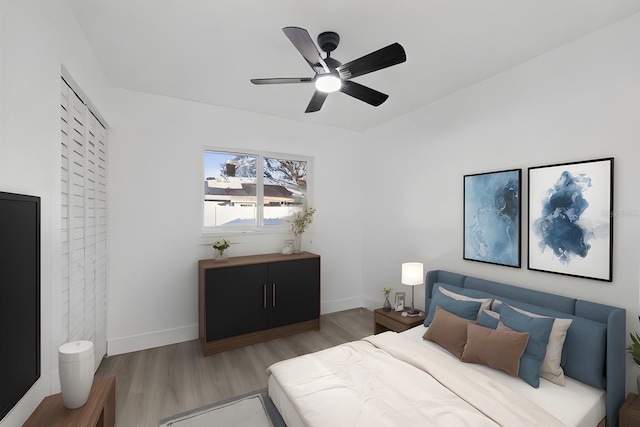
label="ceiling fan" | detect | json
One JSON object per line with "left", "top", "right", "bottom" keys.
{"left": 251, "top": 27, "right": 406, "bottom": 113}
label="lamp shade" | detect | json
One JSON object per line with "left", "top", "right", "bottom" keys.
{"left": 401, "top": 262, "right": 424, "bottom": 286}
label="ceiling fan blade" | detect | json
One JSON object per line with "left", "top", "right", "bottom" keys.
{"left": 282, "top": 27, "right": 330, "bottom": 75}
{"left": 251, "top": 77, "right": 313, "bottom": 85}
{"left": 305, "top": 91, "right": 329, "bottom": 113}
{"left": 340, "top": 80, "right": 388, "bottom": 107}
{"left": 337, "top": 42, "right": 406, "bottom": 80}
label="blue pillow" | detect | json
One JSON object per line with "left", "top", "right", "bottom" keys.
{"left": 491, "top": 297, "right": 606, "bottom": 388}
{"left": 478, "top": 310, "right": 500, "bottom": 329}
{"left": 500, "top": 304, "right": 554, "bottom": 388}
{"left": 424, "top": 292, "right": 481, "bottom": 327}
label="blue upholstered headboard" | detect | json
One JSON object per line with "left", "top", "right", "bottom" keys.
{"left": 425, "top": 270, "right": 626, "bottom": 427}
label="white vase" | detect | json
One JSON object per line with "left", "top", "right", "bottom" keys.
{"left": 58, "top": 341, "right": 94, "bottom": 409}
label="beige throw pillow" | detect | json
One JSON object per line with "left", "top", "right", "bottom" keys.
{"left": 461, "top": 323, "right": 530, "bottom": 377}
{"left": 423, "top": 306, "right": 476, "bottom": 359}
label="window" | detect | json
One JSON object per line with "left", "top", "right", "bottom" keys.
{"left": 204, "top": 149, "right": 311, "bottom": 230}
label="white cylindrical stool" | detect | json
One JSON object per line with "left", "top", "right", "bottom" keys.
{"left": 58, "top": 340, "right": 94, "bottom": 409}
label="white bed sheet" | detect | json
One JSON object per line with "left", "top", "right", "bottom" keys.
{"left": 267, "top": 326, "right": 606, "bottom": 427}
{"left": 268, "top": 326, "right": 606, "bottom": 427}
{"left": 268, "top": 375, "right": 306, "bottom": 427}
{"left": 400, "top": 325, "right": 605, "bottom": 427}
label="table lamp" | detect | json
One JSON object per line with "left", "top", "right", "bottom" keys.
{"left": 402, "top": 262, "right": 424, "bottom": 317}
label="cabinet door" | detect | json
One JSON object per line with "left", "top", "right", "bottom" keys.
{"left": 205, "top": 263, "right": 268, "bottom": 341}
{"left": 268, "top": 258, "right": 320, "bottom": 328}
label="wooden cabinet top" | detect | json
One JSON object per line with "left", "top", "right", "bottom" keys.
{"left": 199, "top": 251, "right": 320, "bottom": 269}
{"left": 23, "top": 376, "right": 115, "bottom": 427}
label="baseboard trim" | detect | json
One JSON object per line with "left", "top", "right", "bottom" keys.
{"left": 107, "top": 324, "right": 198, "bottom": 356}
{"left": 107, "top": 297, "right": 366, "bottom": 356}
{"left": 362, "top": 296, "right": 384, "bottom": 311}
{"left": 320, "top": 296, "right": 363, "bottom": 315}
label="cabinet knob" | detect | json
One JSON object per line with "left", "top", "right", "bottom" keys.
{"left": 272, "top": 283, "right": 276, "bottom": 307}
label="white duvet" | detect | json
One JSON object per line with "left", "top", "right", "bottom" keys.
{"left": 267, "top": 332, "right": 565, "bottom": 427}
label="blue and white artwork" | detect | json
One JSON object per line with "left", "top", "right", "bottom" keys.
{"left": 464, "top": 169, "right": 521, "bottom": 267}
{"left": 528, "top": 158, "right": 613, "bottom": 282}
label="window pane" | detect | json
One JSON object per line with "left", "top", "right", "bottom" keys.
{"left": 204, "top": 151, "right": 257, "bottom": 226}
{"left": 263, "top": 157, "right": 308, "bottom": 225}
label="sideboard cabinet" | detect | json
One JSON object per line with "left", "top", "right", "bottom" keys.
{"left": 198, "top": 252, "right": 320, "bottom": 356}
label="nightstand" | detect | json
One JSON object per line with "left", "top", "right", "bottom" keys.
{"left": 374, "top": 308, "right": 425, "bottom": 334}
{"left": 620, "top": 392, "right": 640, "bottom": 427}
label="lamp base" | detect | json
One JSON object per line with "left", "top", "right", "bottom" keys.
{"left": 406, "top": 310, "right": 422, "bottom": 317}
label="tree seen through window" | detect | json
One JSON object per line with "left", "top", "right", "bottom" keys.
{"left": 204, "top": 150, "right": 309, "bottom": 228}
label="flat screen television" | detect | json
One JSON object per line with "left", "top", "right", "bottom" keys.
{"left": 0, "top": 191, "right": 41, "bottom": 421}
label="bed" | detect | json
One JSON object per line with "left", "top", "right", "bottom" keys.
{"left": 267, "top": 270, "right": 626, "bottom": 426}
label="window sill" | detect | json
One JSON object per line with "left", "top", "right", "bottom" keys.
{"left": 199, "top": 227, "right": 298, "bottom": 245}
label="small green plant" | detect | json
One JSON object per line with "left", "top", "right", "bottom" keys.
{"left": 628, "top": 316, "right": 640, "bottom": 365}
{"left": 212, "top": 239, "right": 230, "bottom": 252}
{"left": 289, "top": 207, "right": 316, "bottom": 236}
{"left": 381, "top": 287, "right": 393, "bottom": 296}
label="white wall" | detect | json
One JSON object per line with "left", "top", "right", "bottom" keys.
{"left": 361, "top": 13, "right": 640, "bottom": 392}
{"left": 0, "top": 1, "right": 365, "bottom": 420}
{"left": 0, "top": 0, "right": 112, "bottom": 425}
{"left": 0, "top": 4, "right": 366, "bottom": 421}
{"left": 104, "top": 88, "right": 365, "bottom": 354}
{"left": 2, "top": 1, "right": 640, "bottom": 423}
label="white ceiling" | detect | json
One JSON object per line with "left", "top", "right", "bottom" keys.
{"left": 67, "top": 0, "right": 640, "bottom": 132}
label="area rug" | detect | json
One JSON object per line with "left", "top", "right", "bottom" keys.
{"left": 159, "top": 388, "right": 286, "bottom": 427}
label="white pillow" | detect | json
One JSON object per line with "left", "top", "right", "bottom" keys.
{"left": 482, "top": 309, "right": 500, "bottom": 320}
{"left": 438, "top": 287, "right": 492, "bottom": 320}
{"left": 508, "top": 304, "right": 573, "bottom": 386}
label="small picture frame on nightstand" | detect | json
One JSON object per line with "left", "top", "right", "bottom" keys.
{"left": 394, "top": 292, "right": 405, "bottom": 311}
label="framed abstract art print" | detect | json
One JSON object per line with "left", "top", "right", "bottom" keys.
{"left": 528, "top": 158, "right": 613, "bottom": 281}
{"left": 464, "top": 169, "right": 521, "bottom": 268}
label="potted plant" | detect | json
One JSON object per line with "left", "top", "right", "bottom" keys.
{"left": 212, "top": 238, "right": 230, "bottom": 262}
{"left": 628, "top": 316, "right": 640, "bottom": 366}
{"left": 288, "top": 206, "right": 316, "bottom": 253}
{"left": 381, "top": 287, "right": 393, "bottom": 312}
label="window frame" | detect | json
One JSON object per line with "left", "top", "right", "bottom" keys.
{"left": 202, "top": 146, "right": 313, "bottom": 236}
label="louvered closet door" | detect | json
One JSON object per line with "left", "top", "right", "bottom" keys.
{"left": 61, "top": 82, "right": 71, "bottom": 348}
{"left": 68, "top": 86, "right": 86, "bottom": 344}
{"left": 92, "top": 112, "right": 108, "bottom": 363}
{"left": 60, "top": 78, "right": 108, "bottom": 368}
{"left": 61, "top": 82, "right": 86, "bottom": 346}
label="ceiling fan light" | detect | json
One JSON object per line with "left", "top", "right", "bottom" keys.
{"left": 315, "top": 75, "right": 342, "bottom": 93}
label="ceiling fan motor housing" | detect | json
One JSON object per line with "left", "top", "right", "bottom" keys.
{"left": 318, "top": 31, "right": 340, "bottom": 53}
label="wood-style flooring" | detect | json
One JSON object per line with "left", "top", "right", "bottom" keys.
{"left": 95, "top": 308, "right": 374, "bottom": 427}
